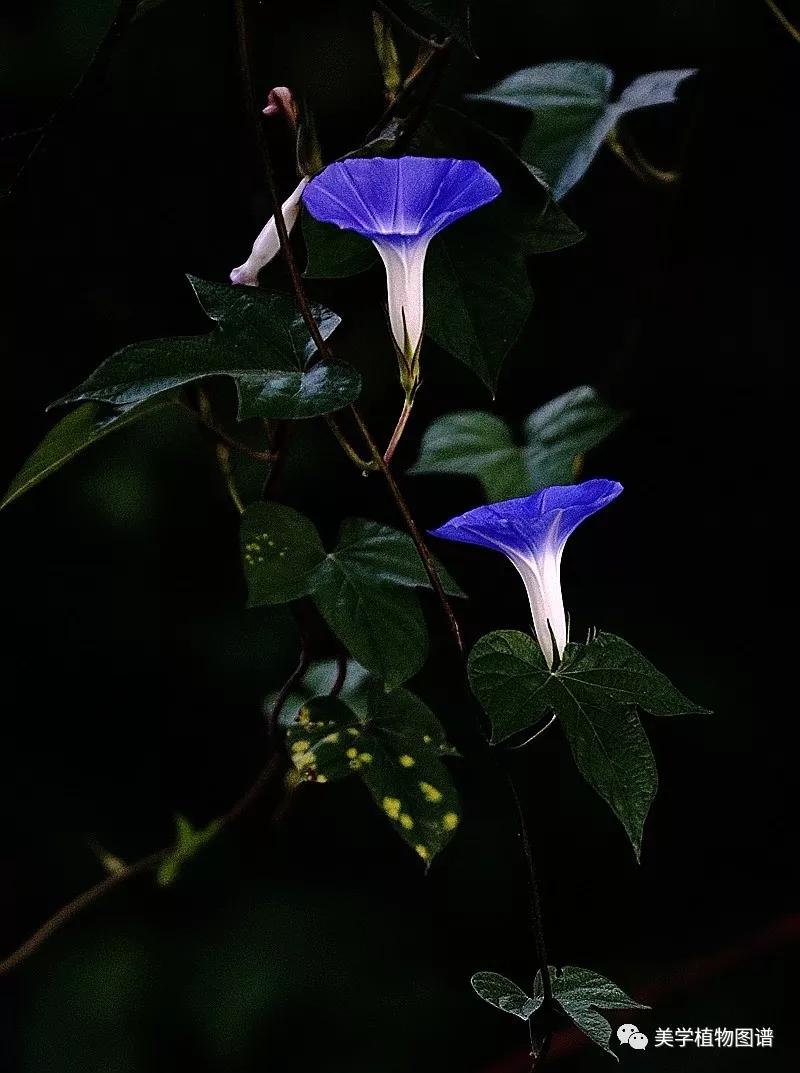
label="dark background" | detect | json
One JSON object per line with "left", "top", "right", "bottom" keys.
{"left": 0, "top": 1, "right": 795, "bottom": 1071}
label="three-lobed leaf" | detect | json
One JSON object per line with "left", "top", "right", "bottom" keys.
{"left": 411, "top": 386, "right": 625, "bottom": 500}
{"left": 468, "top": 629, "right": 706, "bottom": 856}
{"left": 53, "top": 276, "right": 359, "bottom": 423}
{"left": 470, "top": 62, "right": 697, "bottom": 199}
{"left": 241, "top": 503, "right": 462, "bottom": 689}
{"left": 287, "top": 687, "right": 460, "bottom": 863}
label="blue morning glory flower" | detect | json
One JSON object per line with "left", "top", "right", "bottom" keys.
{"left": 430, "top": 480, "right": 623, "bottom": 668}
{"left": 302, "top": 157, "right": 500, "bottom": 372}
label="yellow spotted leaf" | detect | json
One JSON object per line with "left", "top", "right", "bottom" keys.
{"left": 286, "top": 687, "right": 460, "bottom": 865}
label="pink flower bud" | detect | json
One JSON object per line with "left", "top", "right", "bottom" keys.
{"left": 262, "top": 86, "right": 298, "bottom": 128}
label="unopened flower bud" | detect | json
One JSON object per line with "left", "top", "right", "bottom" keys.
{"left": 230, "top": 176, "right": 309, "bottom": 287}
{"left": 262, "top": 86, "right": 299, "bottom": 128}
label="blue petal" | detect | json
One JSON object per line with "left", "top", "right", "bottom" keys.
{"left": 429, "top": 479, "right": 623, "bottom": 560}
{"left": 302, "top": 157, "right": 500, "bottom": 243}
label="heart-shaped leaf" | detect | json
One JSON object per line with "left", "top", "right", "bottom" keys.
{"left": 240, "top": 501, "right": 326, "bottom": 606}
{"left": 470, "top": 972, "right": 539, "bottom": 1020}
{"left": 287, "top": 687, "right": 460, "bottom": 863}
{"left": 53, "top": 277, "right": 359, "bottom": 422}
{"left": 410, "top": 386, "right": 625, "bottom": 500}
{"left": 242, "top": 505, "right": 462, "bottom": 690}
{"left": 470, "top": 63, "right": 697, "bottom": 199}
{"left": 472, "top": 964, "right": 647, "bottom": 1057}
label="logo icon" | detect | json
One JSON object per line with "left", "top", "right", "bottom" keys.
{"left": 617, "top": 1024, "right": 649, "bottom": 1051}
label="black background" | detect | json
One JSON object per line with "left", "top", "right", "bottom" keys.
{"left": 0, "top": 1, "right": 796, "bottom": 1071}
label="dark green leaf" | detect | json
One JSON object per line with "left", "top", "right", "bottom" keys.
{"left": 1, "top": 396, "right": 175, "bottom": 510}
{"left": 467, "top": 629, "right": 553, "bottom": 746}
{"left": 470, "top": 972, "right": 539, "bottom": 1020}
{"left": 313, "top": 571, "right": 428, "bottom": 691}
{"left": 242, "top": 513, "right": 460, "bottom": 689}
{"left": 302, "top": 211, "right": 377, "bottom": 279}
{"left": 409, "top": 411, "right": 528, "bottom": 501}
{"left": 157, "top": 814, "right": 220, "bottom": 887}
{"left": 241, "top": 502, "right": 326, "bottom": 606}
{"left": 310, "top": 518, "right": 462, "bottom": 690}
{"left": 471, "top": 63, "right": 696, "bottom": 199}
{"left": 557, "top": 632, "right": 710, "bottom": 718}
{"left": 53, "top": 277, "right": 359, "bottom": 422}
{"left": 324, "top": 518, "right": 463, "bottom": 596}
{"left": 554, "top": 692, "right": 657, "bottom": 861}
{"left": 546, "top": 966, "right": 648, "bottom": 1055}
{"left": 471, "top": 964, "right": 647, "bottom": 1055}
{"left": 415, "top": 107, "right": 582, "bottom": 391}
{"left": 399, "top": 0, "right": 471, "bottom": 47}
{"left": 424, "top": 225, "right": 533, "bottom": 393}
{"left": 286, "top": 687, "right": 460, "bottom": 862}
{"left": 410, "top": 387, "right": 624, "bottom": 501}
{"left": 468, "top": 629, "right": 705, "bottom": 855}
{"left": 523, "top": 385, "right": 626, "bottom": 488}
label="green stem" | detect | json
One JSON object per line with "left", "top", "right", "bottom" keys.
{"left": 506, "top": 769, "right": 553, "bottom": 1068}
{"left": 215, "top": 443, "right": 245, "bottom": 514}
{"left": 383, "top": 394, "right": 415, "bottom": 465}
{"left": 763, "top": 0, "right": 800, "bottom": 43}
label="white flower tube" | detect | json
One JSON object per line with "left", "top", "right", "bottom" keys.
{"left": 230, "top": 176, "right": 309, "bottom": 287}
{"left": 372, "top": 238, "right": 429, "bottom": 365}
{"left": 507, "top": 535, "right": 568, "bottom": 670}
{"left": 301, "top": 157, "right": 501, "bottom": 378}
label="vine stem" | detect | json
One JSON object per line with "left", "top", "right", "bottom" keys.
{"left": 506, "top": 770, "right": 553, "bottom": 1069}
{"left": 763, "top": 0, "right": 800, "bottom": 43}
{"left": 0, "top": 755, "right": 282, "bottom": 976}
{"left": 0, "top": 626, "right": 318, "bottom": 978}
{"left": 232, "top": 0, "right": 462, "bottom": 657}
{"left": 349, "top": 404, "right": 463, "bottom": 654}
{"left": 606, "top": 127, "right": 679, "bottom": 187}
{"left": 180, "top": 394, "right": 277, "bottom": 464}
